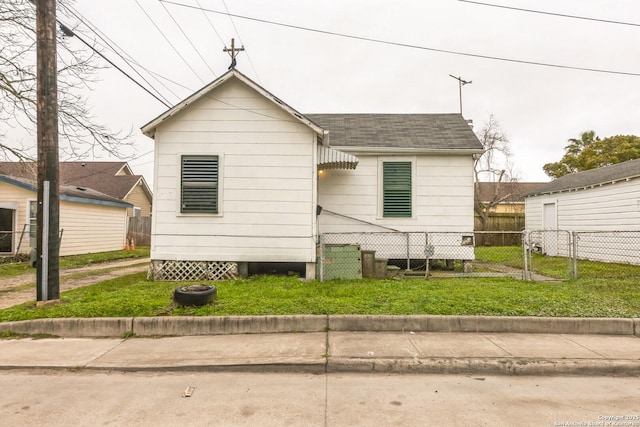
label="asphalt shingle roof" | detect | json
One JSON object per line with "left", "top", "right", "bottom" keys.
{"left": 526, "top": 159, "right": 640, "bottom": 196}
{"left": 477, "top": 182, "right": 548, "bottom": 203}
{"left": 0, "top": 162, "right": 143, "bottom": 199}
{"left": 306, "top": 113, "right": 483, "bottom": 150}
{"left": 0, "top": 174, "right": 131, "bottom": 206}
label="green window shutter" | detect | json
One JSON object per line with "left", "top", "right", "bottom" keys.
{"left": 181, "top": 156, "right": 218, "bottom": 213}
{"left": 383, "top": 161, "right": 412, "bottom": 218}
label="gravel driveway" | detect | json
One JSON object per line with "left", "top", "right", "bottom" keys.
{"left": 0, "top": 258, "right": 150, "bottom": 309}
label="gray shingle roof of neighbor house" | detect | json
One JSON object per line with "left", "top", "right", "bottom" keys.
{"left": 306, "top": 113, "right": 484, "bottom": 151}
{"left": 476, "top": 182, "right": 548, "bottom": 204}
{"left": 0, "top": 161, "right": 151, "bottom": 200}
{"left": 0, "top": 174, "right": 133, "bottom": 208}
{"left": 525, "top": 158, "right": 640, "bottom": 196}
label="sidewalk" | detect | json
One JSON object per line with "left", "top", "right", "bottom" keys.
{"left": 1, "top": 315, "right": 639, "bottom": 376}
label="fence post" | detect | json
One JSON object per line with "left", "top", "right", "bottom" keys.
{"left": 319, "top": 234, "right": 324, "bottom": 282}
{"left": 572, "top": 231, "right": 579, "bottom": 280}
{"left": 405, "top": 232, "right": 410, "bottom": 271}
{"left": 522, "top": 231, "right": 529, "bottom": 281}
{"left": 15, "top": 224, "right": 28, "bottom": 256}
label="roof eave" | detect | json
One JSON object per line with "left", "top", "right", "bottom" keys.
{"left": 331, "top": 146, "right": 485, "bottom": 155}
{"left": 122, "top": 176, "right": 153, "bottom": 200}
{"left": 525, "top": 175, "right": 640, "bottom": 197}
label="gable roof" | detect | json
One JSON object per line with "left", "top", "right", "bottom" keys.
{"left": 477, "top": 182, "right": 548, "bottom": 204}
{"left": 0, "top": 174, "right": 132, "bottom": 208}
{"left": 141, "top": 68, "right": 326, "bottom": 139}
{"left": 0, "top": 161, "right": 151, "bottom": 201}
{"left": 526, "top": 159, "right": 640, "bottom": 197}
{"left": 306, "top": 114, "right": 484, "bottom": 152}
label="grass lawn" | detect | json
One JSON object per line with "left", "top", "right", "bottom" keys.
{"left": 1, "top": 245, "right": 638, "bottom": 322}
{"left": 0, "top": 272, "right": 638, "bottom": 322}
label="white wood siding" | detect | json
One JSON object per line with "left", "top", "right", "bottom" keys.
{"left": 525, "top": 179, "right": 640, "bottom": 231}
{"left": 58, "top": 201, "right": 128, "bottom": 256}
{"left": 318, "top": 155, "right": 475, "bottom": 233}
{"left": 0, "top": 182, "right": 32, "bottom": 254}
{"left": 317, "top": 155, "right": 475, "bottom": 259}
{"left": 525, "top": 179, "right": 640, "bottom": 264}
{"left": 1, "top": 181, "right": 128, "bottom": 256}
{"left": 151, "top": 78, "right": 317, "bottom": 263}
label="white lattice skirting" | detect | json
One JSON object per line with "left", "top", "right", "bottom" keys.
{"left": 148, "top": 260, "right": 239, "bottom": 281}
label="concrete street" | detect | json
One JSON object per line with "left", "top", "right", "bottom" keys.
{"left": 2, "top": 370, "right": 639, "bottom": 426}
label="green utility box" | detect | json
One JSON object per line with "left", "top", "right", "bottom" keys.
{"left": 320, "top": 244, "right": 362, "bottom": 280}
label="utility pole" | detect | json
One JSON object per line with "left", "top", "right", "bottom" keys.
{"left": 36, "top": 0, "right": 60, "bottom": 303}
{"left": 449, "top": 74, "right": 472, "bottom": 115}
{"left": 223, "top": 38, "right": 244, "bottom": 69}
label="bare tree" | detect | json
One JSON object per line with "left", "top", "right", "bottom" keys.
{"left": 0, "top": 0, "right": 132, "bottom": 161}
{"left": 473, "top": 115, "right": 519, "bottom": 237}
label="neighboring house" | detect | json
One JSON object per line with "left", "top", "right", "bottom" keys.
{"left": 0, "top": 174, "right": 132, "bottom": 256}
{"left": 524, "top": 159, "right": 640, "bottom": 261}
{"left": 0, "top": 161, "right": 152, "bottom": 218}
{"left": 141, "top": 69, "right": 483, "bottom": 280}
{"left": 476, "top": 182, "right": 547, "bottom": 214}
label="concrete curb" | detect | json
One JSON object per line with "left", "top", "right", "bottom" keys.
{"left": 132, "top": 315, "right": 327, "bottom": 336}
{"left": 2, "top": 358, "right": 638, "bottom": 377}
{"left": 0, "top": 317, "right": 133, "bottom": 337}
{"left": 327, "top": 358, "right": 640, "bottom": 376}
{"left": 328, "top": 315, "right": 639, "bottom": 335}
{"left": 1, "top": 315, "right": 639, "bottom": 337}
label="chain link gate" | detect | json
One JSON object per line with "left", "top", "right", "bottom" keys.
{"left": 524, "top": 230, "right": 574, "bottom": 281}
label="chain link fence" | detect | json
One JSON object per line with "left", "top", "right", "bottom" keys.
{"left": 317, "top": 232, "right": 479, "bottom": 281}
{"left": 318, "top": 229, "right": 640, "bottom": 281}
{"left": 472, "top": 231, "right": 525, "bottom": 279}
{"left": 0, "top": 225, "right": 30, "bottom": 257}
{"left": 573, "top": 231, "right": 640, "bottom": 279}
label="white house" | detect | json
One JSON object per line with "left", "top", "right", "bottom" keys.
{"left": 0, "top": 174, "right": 132, "bottom": 257}
{"left": 524, "top": 159, "right": 640, "bottom": 263}
{"left": 141, "top": 69, "right": 483, "bottom": 280}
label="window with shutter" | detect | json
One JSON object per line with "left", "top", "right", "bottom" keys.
{"left": 181, "top": 156, "right": 218, "bottom": 213}
{"left": 383, "top": 161, "right": 412, "bottom": 218}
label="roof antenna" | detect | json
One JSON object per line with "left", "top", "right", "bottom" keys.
{"left": 223, "top": 38, "right": 244, "bottom": 70}
{"left": 449, "top": 74, "right": 472, "bottom": 115}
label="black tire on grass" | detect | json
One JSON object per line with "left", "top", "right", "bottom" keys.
{"left": 173, "top": 284, "right": 217, "bottom": 306}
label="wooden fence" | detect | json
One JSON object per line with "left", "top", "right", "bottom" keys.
{"left": 474, "top": 213, "right": 525, "bottom": 246}
{"left": 127, "top": 216, "right": 151, "bottom": 246}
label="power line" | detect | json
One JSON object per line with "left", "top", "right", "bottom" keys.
{"left": 58, "top": 5, "right": 175, "bottom": 106}
{"left": 196, "top": 0, "right": 226, "bottom": 46}
{"left": 59, "top": 3, "right": 182, "bottom": 103}
{"left": 134, "top": 0, "right": 206, "bottom": 84}
{"left": 58, "top": 10, "right": 308, "bottom": 125}
{"left": 458, "top": 0, "right": 640, "bottom": 28}
{"left": 57, "top": 21, "right": 172, "bottom": 108}
{"left": 160, "top": 0, "right": 640, "bottom": 78}
{"left": 159, "top": 0, "right": 217, "bottom": 78}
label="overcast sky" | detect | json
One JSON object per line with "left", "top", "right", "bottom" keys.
{"left": 51, "top": 0, "right": 640, "bottom": 185}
